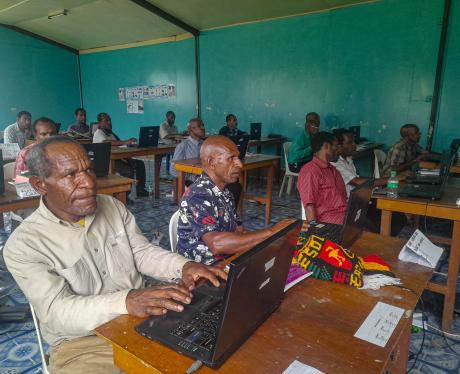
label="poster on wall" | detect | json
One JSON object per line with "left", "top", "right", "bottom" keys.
{"left": 121, "top": 84, "right": 175, "bottom": 113}
{"left": 118, "top": 88, "right": 125, "bottom": 101}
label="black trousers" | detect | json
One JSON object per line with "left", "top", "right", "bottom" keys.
{"left": 114, "top": 159, "right": 146, "bottom": 193}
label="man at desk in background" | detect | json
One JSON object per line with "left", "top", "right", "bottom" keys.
{"left": 160, "top": 111, "right": 178, "bottom": 176}
{"left": 4, "top": 137, "right": 226, "bottom": 373}
{"left": 170, "top": 118, "right": 206, "bottom": 185}
{"left": 4, "top": 110, "right": 33, "bottom": 149}
{"left": 67, "top": 107, "right": 90, "bottom": 134}
{"left": 219, "top": 114, "right": 245, "bottom": 137}
{"left": 332, "top": 129, "right": 405, "bottom": 197}
{"left": 93, "top": 112, "right": 148, "bottom": 197}
{"left": 14, "top": 117, "right": 58, "bottom": 176}
{"left": 177, "top": 135, "right": 291, "bottom": 265}
{"left": 298, "top": 132, "right": 347, "bottom": 224}
{"left": 288, "top": 112, "right": 320, "bottom": 173}
{"left": 382, "top": 124, "right": 432, "bottom": 176}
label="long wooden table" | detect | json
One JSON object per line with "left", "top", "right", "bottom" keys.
{"left": 0, "top": 174, "right": 135, "bottom": 214}
{"left": 375, "top": 180, "right": 460, "bottom": 331}
{"left": 248, "top": 137, "right": 284, "bottom": 155}
{"left": 174, "top": 154, "right": 279, "bottom": 224}
{"left": 95, "top": 232, "right": 432, "bottom": 374}
{"left": 110, "top": 145, "right": 176, "bottom": 197}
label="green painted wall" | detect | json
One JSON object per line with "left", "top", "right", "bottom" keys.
{"left": 435, "top": 0, "right": 460, "bottom": 151}
{"left": 200, "top": 0, "right": 448, "bottom": 151}
{"left": 0, "top": 26, "right": 81, "bottom": 131}
{"left": 79, "top": 39, "right": 196, "bottom": 140}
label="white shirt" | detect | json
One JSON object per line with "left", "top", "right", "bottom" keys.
{"left": 159, "top": 121, "right": 178, "bottom": 144}
{"left": 93, "top": 128, "right": 117, "bottom": 143}
{"left": 331, "top": 156, "right": 358, "bottom": 198}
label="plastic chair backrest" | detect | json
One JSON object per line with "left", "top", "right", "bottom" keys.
{"left": 169, "top": 210, "right": 181, "bottom": 252}
{"left": 283, "top": 142, "right": 293, "bottom": 172}
{"left": 29, "top": 303, "right": 50, "bottom": 374}
{"left": 373, "top": 149, "right": 387, "bottom": 178}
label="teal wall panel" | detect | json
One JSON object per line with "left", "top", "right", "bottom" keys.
{"left": 435, "top": 0, "right": 460, "bottom": 150}
{"left": 199, "top": 0, "right": 446, "bottom": 150}
{"left": 0, "top": 26, "right": 81, "bottom": 131}
{"left": 79, "top": 39, "right": 196, "bottom": 140}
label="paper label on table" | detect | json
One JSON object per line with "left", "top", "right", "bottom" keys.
{"left": 0, "top": 143, "right": 21, "bottom": 160}
{"left": 15, "top": 182, "right": 40, "bottom": 198}
{"left": 282, "top": 360, "right": 324, "bottom": 374}
{"left": 399, "top": 229, "right": 443, "bottom": 268}
{"left": 354, "top": 301, "right": 404, "bottom": 347}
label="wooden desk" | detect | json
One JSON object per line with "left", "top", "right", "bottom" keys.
{"left": 96, "top": 232, "right": 432, "bottom": 374}
{"left": 419, "top": 159, "right": 460, "bottom": 174}
{"left": 174, "top": 155, "right": 279, "bottom": 224}
{"left": 248, "top": 137, "right": 284, "bottom": 155}
{"left": 375, "top": 180, "right": 460, "bottom": 331}
{"left": 0, "top": 174, "right": 135, "bottom": 214}
{"left": 110, "top": 145, "right": 176, "bottom": 197}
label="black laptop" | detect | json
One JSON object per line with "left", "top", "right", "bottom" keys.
{"left": 135, "top": 220, "right": 302, "bottom": 369}
{"left": 399, "top": 166, "right": 449, "bottom": 200}
{"left": 304, "top": 179, "right": 374, "bottom": 247}
{"left": 229, "top": 133, "right": 250, "bottom": 160}
{"left": 250, "top": 122, "right": 262, "bottom": 140}
{"left": 130, "top": 126, "right": 160, "bottom": 148}
{"left": 413, "top": 150, "right": 453, "bottom": 184}
{"left": 83, "top": 143, "right": 111, "bottom": 177}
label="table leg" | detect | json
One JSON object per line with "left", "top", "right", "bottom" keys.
{"left": 257, "top": 144, "right": 262, "bottom": 153}
{"left": 265, "top": 164, "right": 274, "bottom": 224}
{"left": 441, "top": 220, "right": 460, "bottom": 332}
{"left": 177, "top": 171, "right": 185, "bottom": 205}
{"left": 109, "top": 160, "right": 114, "bottom": 174}
{"left": 380, "top": 210, "right": 392, "bottom": 236}
{"left": 154, "top": 155, "right": 162, "bottom": 198}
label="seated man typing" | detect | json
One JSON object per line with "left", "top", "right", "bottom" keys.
{"left": 4, "top": 137, "right": 226, "bottom": 374}
{"left": 177, "top": 135, "right": 291, "bottom": 265}
{"left": 297, "top": 132, "right": 347, "bottom": 224}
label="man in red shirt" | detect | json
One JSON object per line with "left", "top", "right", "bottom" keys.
{"left": 14, "top": 117, "right": 57, "bottom": 176}
{"left": 297, "top": 132, "right": 347, "bottom": 225}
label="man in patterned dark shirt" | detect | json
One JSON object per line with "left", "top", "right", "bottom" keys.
{"left": 177, "top": 135, "right": 292, "bottom": 265}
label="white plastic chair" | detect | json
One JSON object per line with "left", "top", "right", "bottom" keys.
{"left": 169, "top": 210, "right": 181, "bottom": 252}
{"left": 279, "top": 142, "right": 300, "bottom": 197}
{"left": 3, "top": 162, "right": 24, "bottom": 227}
{"left": 373, "top": 149, "right": 387, "bottom": 178}
{"left": 29, "top": 303, "right": 50, "bottom": 374}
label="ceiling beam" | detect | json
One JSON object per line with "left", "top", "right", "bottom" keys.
{"left": 129, "top": 0, "right": 199, "bottom": 36}
{"left": 0, "top": 23, "right": 78, "bottom": 54}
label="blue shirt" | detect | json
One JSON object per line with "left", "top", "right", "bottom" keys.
{"left": 177, "top": 173, "right": 240, "bottom": 265}
{"left": 170, "top": 136, "right": 203, "bottom": 178}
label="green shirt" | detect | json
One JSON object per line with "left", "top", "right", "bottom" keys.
{"left": 288, "top": 130, "right": 312, "bottom": 164}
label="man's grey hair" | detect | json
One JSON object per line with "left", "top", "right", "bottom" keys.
{"left": 26, "top": 136, "right": 84, "bottom": 179}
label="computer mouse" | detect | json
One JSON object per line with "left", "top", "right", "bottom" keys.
{"left": 456, "top": 197, "right": 460, "bottom": 207}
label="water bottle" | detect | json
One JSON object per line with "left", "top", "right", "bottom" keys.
{"left": 387, "top": 170, "right": 399, "bottom": 198}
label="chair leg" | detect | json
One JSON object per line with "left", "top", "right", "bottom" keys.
{"left": 279, "top": 175, "right": 287, "bottom": 198}
{"left": 287, "top": 176, "right": 294, "bottom": 195}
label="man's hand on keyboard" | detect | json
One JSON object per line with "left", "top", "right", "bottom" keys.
{"left": 126, "top": 284, "right": 193, "bottom": 317}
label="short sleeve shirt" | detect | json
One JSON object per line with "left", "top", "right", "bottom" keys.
{"left": 382, "top": 139, "right": 428, "bottom": 176}
{"left": 330, "top": 156, "right": 358, "bottom": 198}
{"left": 297, "top": 157, "right": 347, "bottom": 224}
{"left": 177, "top": 173, "right": 240, "bottom": 265}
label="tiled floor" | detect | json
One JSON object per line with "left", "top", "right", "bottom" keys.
{"left": 0, "top": 174, "right": 459, "bottom": 373}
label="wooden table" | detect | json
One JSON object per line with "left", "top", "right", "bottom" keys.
{"left": 420, "top": 159, "right": 460, "bottom": 174}
{"left": 174, "top": 155, "right": 279, "bottom": 224}
{"left": 96, "top": 232, "right": 432, "bottom": 374}
{"left": 375, "top": 180, "right": 460, "bottom": 331}
{"left": 248, "top": 137, "right": 284, "bottom": 155}
{"left": 110, "top": 145, "right": 176, "bottom": 197}
{"left": 0, "top": 174, "right": 135, "bottom": 214}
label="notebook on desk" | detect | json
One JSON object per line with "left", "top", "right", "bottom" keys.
{"left": 135, "top": 220, "right": 302, "bottom": 369}
{"left": 304, "top": 179, "right": 373, "bottom": 247}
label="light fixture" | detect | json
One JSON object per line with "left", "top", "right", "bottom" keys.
{"left": 47, "top": 9, "right": 68, "bottom": 19}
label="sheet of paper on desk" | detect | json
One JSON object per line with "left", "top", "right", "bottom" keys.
{"left": 282, "top": 360, "right": 324, "bottom": 374}
{"left": 354, "top": 302, "right": 404, "bottom": 347}
{"left": 399, "top": 229, "right": 443, "bottom": 268}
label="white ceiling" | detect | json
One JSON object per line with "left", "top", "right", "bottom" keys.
{"left": 0, "top": 0, "right": 377, "bottom": 50}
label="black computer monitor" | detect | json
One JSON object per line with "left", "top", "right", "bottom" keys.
{"left": 83, "top": 143, "right": 111, "bottom": 177}
{"left": 250, "top": 123, "right": 262, "bottom": 140}
{"left": 138, "top": 126, "right": 160, "bottom": 148}
{"left": 349, "top": 126, "right": 361, "bottom": 143}
{"left": 54, "top": 123, "right": 61, "bottom": 134}
{"left": 229, "top": 134, "right": 250, "bottom": 160}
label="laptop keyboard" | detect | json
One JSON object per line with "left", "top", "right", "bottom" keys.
{"left": 169, "top": 302, "right": 222, "bottom": 352}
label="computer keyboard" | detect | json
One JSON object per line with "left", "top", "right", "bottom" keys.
{"left": 169, "top": 302, "right": 222, "bottom": 351}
